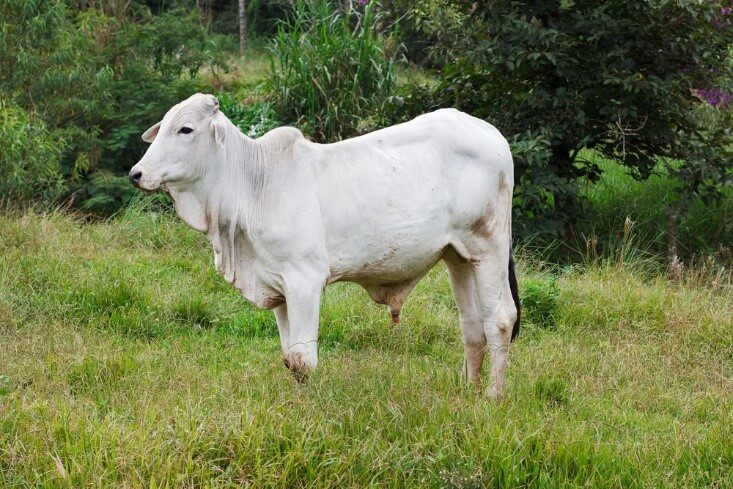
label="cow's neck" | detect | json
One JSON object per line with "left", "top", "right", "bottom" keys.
{"left": 169, "top": 186, "right": 209, "bottom": 232}
{"left": 169, "top": 123, "right": 262, "bottom": 237}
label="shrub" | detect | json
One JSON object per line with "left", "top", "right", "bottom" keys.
{"left": 397, "top": 0, "right": 733, "bottom": 244}
{"left": 0, "top": 99, "right": 66, "bottom": 206}
{"left": 267, "top": 0, "right": 397, "bottom": 141}
{"left": 521, "top": 275, "right": 560, "bottom": 329}
{"left": 0, "top": 1, "right": 221, "bottom": 213}
{"left": 217, "top": 92, "right": 281, "bottom": 138}
{"left": 373, "top": 0, "right": 467, "bottom": 68}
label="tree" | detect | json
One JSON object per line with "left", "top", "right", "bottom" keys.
{"left": 238, "top": 0, "right": 247, "bottom": 53}
{"left": 412, "top": 1, "right": 732, "bottom": 245}
{"left": 0, "top": 0, "right": 220, "bottom": 213}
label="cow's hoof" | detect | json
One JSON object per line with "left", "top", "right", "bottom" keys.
{"left": 286, "top": 352, "right": 311, "bottom": 383}
{"left": 485, "top": 385, "right": 504, "bottom": 400}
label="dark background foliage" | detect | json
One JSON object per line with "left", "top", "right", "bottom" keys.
{"left": 390, "top": 1, "right": 732, "bottom": 243}
{"left": 1, "top": 0, "right": 221, "bottom": 213}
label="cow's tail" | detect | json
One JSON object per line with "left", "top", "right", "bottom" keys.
{"left": 508, "top": 250, "right": 521, "bottom": 342}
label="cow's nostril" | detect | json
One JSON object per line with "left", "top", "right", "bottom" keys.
{"left": 129, "top": 170, "right": 143, "bottom": 186}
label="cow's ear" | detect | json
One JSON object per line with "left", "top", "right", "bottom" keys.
{"left": 142, "top": 122, "right": 161, "bottom": 143}
{"left": 211, "top": 120, "right": 226, "bottom": 145}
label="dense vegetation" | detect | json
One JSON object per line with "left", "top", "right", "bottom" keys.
{"left": 268, "top": 0, "right": 397, "bottom": 141}
{"left": 1, "top": 0, "right": 730, "bottom": 261}
{"left": 1, "top": 0, "right": 222, "bottom": 213}
{"left": 406, "top": 1, "right": 733, "bottom": 241}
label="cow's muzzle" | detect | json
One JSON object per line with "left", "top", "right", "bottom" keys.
{"left": 128, "top": 169, "right": 143, "bottom": 187}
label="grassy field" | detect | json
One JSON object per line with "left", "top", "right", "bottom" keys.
{"left": 0, "top": 208, "right": 731, "bottom": 487}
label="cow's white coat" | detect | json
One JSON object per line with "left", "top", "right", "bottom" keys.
{"left": 130, "top": 93, "right": 518, "bottom": 397}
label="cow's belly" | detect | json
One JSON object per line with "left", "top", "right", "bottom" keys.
{"left": 327, "top": 228, "right": 449, "bottom": 284}
{"left": 318, "top": 140, "right": 495, "bottom": 284}
{"left": 322, "top": 173, "right": 457, "bottom": 283}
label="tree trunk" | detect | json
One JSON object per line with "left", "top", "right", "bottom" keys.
{"left": 666, "top": 204, "right": 683, "bottom": 281}
{"left": 196, "top": 0, "right": 211, "bottom": 25}
{"left": 238, "top": 0, "right": 247, "bottom": 54}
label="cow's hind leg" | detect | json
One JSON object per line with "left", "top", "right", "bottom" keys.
{"left": 444, "top": 251, "right": 486, "bottom": 388}
{"left": 472, "top": 251, "right": 518, "bottom": 399}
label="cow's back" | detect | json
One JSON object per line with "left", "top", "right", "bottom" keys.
{"left": 301, "top": 109, "right": 512, "bottom": 283}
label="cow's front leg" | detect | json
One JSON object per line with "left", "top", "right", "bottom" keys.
{"left": 274, "top": 304, "right": 291, "bottom": 369}
{"left": 283, "top": 276, "right": 323, "bottom": 381}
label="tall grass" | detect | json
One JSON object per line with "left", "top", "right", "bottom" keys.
{"left": 267, "top": 0, "right": 397, "bottom": 141}
{"left": 0, "top": 211, "right": 731, "bottom": 486}
{"left": 577, "top": 150, "right": 733, "bottom": 263}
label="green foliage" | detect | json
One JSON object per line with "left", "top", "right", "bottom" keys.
{"left": 81, "top": 172, "right": 138, "bottom": 213}
{"left": 0, "top": 0, "right": 222, "bottom": 214}
{"left": 268, "top": 0, "right": 397, "bottom": 141}
{"left": 579, "top": 151, "right": 733, "bottom": 261}
{"left": 376, "top": 0, "right": 467, "bottom": 67}
{"left": 507, "top": 131, "right": 575, "bottom": 238}
{"left": 0, "top": 98, "right": 67, "bottom": 206}
{"left": 217, "top": 92, "right": 281, "bottom": 138}
{"left": 402, "top": 0, "right": 733, "bottom": 242}
{"left": 521, "top": 274, "right": 560, "bottom": 328}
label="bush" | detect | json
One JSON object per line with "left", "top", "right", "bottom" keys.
{"left": 267, "top": 0, "right": 397, "bottom": 141}
{"left": 396, "top": 0, "right": 733, "bottom": 245}
{"left": 217, "top": 92, "right": 281, "bottom": 138}
{"left": 0, "top": 1, "right": 222, "bottom": 214}
{"left": 0, "top": 99, "right": 66, "bottom": 206}
{"left": 373, "top": 0, "right": 467, "bottom": 68}
{"left": 521, "top": 275, "right": 560, "bottom": 329}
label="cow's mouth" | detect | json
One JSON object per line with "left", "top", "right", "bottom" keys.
{"left": 134, "top": 181, "right": 164, "bottom": 194}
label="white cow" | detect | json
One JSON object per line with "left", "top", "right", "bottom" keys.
{"left": 129, "top": 93, "right": 520, "bottom": 398}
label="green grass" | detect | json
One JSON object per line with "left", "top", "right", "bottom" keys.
{"left": 577, "top": 150, "right": 733, "bottom": 262}
{"left": 0, "top": 210, "right": 731, "bottom": 487}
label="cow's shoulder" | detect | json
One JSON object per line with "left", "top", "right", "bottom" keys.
{"left": 259, "top": 125, "right": 305, "bottom": 143}
{"left": 255, "top": 126, "right": 307, "bottom": 159}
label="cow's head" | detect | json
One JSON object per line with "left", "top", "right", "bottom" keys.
{"left": 129, "top": 93, "right": 227, "bottom": 193}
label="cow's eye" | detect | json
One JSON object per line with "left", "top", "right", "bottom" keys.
{"left": 178, "top": 127, "right": 194, "bottom": 135}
